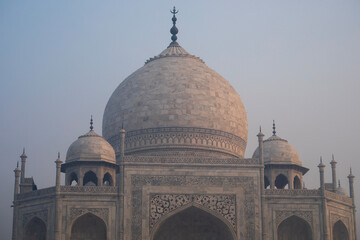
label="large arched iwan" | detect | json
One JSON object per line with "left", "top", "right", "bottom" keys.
{"left": 333, "top": 220, "right": 349, "bottom": 240}
{"left": 70, "top": 213, "right": 106, "bottom": 240}
{"left": 23, "top": 217, "right": 46, "bottom": 240}
{"left": 152, "top": 204, "right": 236, "bottom": 240}
{"left": 277, "top": 215, "right": 312, "bottom": 240}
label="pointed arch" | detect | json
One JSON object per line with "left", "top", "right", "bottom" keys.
{"left": 293, "top": 176, "right": 301, "bottom": 189}
{"left": 70, "top": 213, "right": 106, "bottom": 240}
{"left": 23, "top": 217, "right": 46, "bottom": 240}
{"left": 69, "top": 172, "right": 78, "bottom": 186}
{"left": 103, "top": 172, "right": 113, "bottom": 186}
{"left": 275, "top": 174, "right": 289, "bottom": 189}
{"left": 83, "top": 171, "right": 98, "bottom": 186}
{"left": 151, "top": 204, "right": 236, "bottom": 240}
{"left": 264, "top": 176, "right": 270, "bottom": 189}
{"left": 333, "top": 220, "right": 349, "bottom": 240}
{"left": 277, "top": 215, "right": 312, "bottom": 240}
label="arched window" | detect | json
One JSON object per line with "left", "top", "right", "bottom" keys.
{"left": 275, "top": 174, "right": 289, "bottom": 189}
{"left": 23, "top": 217, "right": 46, "bottom": 240}
{"left": 293, "top": 176, "right": 301, "bottom": 189}
{"left": 103, "top": 173, "right": 113, "bottom": 186}
{"left": 83, "top": 171, "right": 98, "bottom": 186}
{"left": 153, "top": 206, "right": 234, "bottom": 240}
{"left": 70, "top": 213, "right": 106, "bottom": 240}
{"left": 264, "top": 176, "right": 270, "bottom": 189}
{"left": 69, "top": 172, "right": 78, "bottom": 186}
{"left": 278, "top": 215, "right": 312, "bottom": 240}
{"left": 333, "top": 220, "right": 349, "bottom": 240}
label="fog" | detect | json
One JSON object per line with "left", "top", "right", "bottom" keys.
{"left": 1, "top": 1, "right": 359, "bottom": 239}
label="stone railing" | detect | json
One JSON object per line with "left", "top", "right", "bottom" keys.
{"left": 16, "top": 187, "right": 56, "bottom": 200}
{"left": 16, "top": 186, "right": 118, "bottom": 200}
{"left": 60, "top": 186, "right": 117, "bottom": 194}
{"left": 265, "top": 189, "right": 320, "bottom": 197}
{"left": 325, "top": 190, "right": 353, "bottom": 205}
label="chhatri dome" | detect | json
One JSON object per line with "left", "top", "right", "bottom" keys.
{"left": 66, "top": 117, "right": 116, "bottom": 164}
{"left": 103, "top": 8, "right": 248, "bottom": 158}
{"left": 252, "top": 121, "right": 302, "bottom": 166}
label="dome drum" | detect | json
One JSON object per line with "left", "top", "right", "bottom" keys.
{"left": 107, "top": 127, "right": 246, "bottom": 158}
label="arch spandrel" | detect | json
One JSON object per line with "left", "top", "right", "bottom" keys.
{"left": 151, "top": 204, "right": 236, "bottom": 240}
{"left": 149, "top": 194, "right": 237, "bottom": 233}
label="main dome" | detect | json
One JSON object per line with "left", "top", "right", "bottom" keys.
{"left": 103, "top": 41, "right": 248, "bottom": 157}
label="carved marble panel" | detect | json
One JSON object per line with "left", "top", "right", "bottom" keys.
{"left": 275, "top": 210, "right": 313, "bottom": 227}
{"left": 130, "top": 175, "right": 257, "bottom": 240}
{"left": 70, "top": 208, "right": 109, "bottom": 224}
{"left": 22, "top": 209, "right": 48, "bottom": 226}
{"left": 150, "top": 194, "right": 236, "bottom": 231}
{"left": 330, "top": 213, "right": 349, "bottom": 229}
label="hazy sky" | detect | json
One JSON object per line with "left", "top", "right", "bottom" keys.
{"left": 1, "top": 1, "right": 360, "bottom": 239}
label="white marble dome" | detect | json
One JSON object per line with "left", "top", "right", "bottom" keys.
{"left": 103, "top": 43, "right": 248, "bottom": 157}
{"left": 66, "top": 129, "right": 116, "bottom": 164}
{"left": 253, "top": 134, "right": 302, "bottom": 165}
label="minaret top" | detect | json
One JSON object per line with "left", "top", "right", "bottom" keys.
{"left": 20, "top": 147, "right": 27, "bottom": 158}
{"left": 318, "top": 156, "right": 325, "bottom": 168}
{"left": 330, "top": 154, "right": 337, "bottom": 164}
{"left": 170, "top": 6, "right": 179, "bottom": 45}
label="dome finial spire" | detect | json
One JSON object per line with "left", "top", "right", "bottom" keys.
{"left": 272, "top": 120, "right": 276, "bottom": 136}
{"left": 170, "top": 6, "right": 179, "bottom": 44}
{"left": 90, "top": 115, "right": 94, "bottom": 131}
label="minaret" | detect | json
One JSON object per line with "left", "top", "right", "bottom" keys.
{"left": 118, "top": 123, "right": 126, "bottom": 240}
{"left": 257, "top": 127, "right": 266, "bottom": 240}
{"left": 318, "top": 157, "right": 328, "bottom": 240}
{"left": 54, "top": 153, "right": 62, "bottom": 240}
{"left": 12, "top": 162, "right": 21, "bottom": 240}
{"left": 55, "top": 152, "right": 62, "bottom": 188}
{"left": 330, "top": 154, "right": 337, "bottom": 192}
{"left": 120, "top": 124, "right": 126, "bottom": 163}
{"left": 13, "top": 162, "right": 21, "bottom": 199}
{"left": 20, "top": 148, "right": 27, "bottom": 183}
{"left": 318, "top": 157, "right": 325, "bottom": 192}
{"left": 348, "top": 168, "right": 355, "bottom": 199}
{"left": 347, "top": 168, "right": 357, "bottom": 240}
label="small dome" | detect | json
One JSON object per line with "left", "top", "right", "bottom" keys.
{"left": 337, "top": 186, "right": 348, "bottom": 196}
{"left": 253, "top": 134, "right": 301, "bottom": 165}
{"left": 337, "top": 181, "right": 348, "bottom": 196}
{"left": 66, "top": 130, "right": 116, "bottom": 164}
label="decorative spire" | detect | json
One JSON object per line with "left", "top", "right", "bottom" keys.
{"left": 170, "top": 6, "right": 179, "bottom": 44}
{"left": 17, "top": 161, "right": 19, "bottom": 168}
{"left": 330, "top": 154, "right": 337, "bottom": 163}
{"left": 272, "top": 120, "right": 276, "bottom": 136}
{"left": 21, "top": 147, "right": 27, "bottom": 158}
{"left": 348, "top": 167, "right": 354, "bottom": 177}
{"left": 338, "top": 179, "right": 341, "bottom": 188}
{"left": 58, "top": 152, "right": 60, "bottom": 159}
{"left": 90, "top": 115, "right": 93, "bottom": 131}
{"left": 257, "top": 125, "right": 264, "bottom": 137}
{"left": 318, "top": 156, "right": 325, "bottom": 168}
